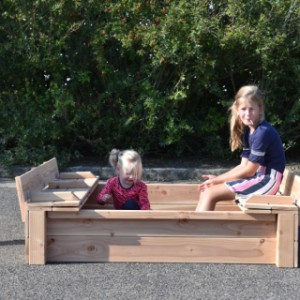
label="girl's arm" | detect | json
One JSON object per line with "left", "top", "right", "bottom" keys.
{"left": 214, "top": 157, "right": 259, "bottom": 183}
{"left": 138, "top": 183, "right": 151, "bottom": 210}
{"left": 199, "top": 157, "right": 259, "bottom": 191}
{"left": 97, "top": 180, "right": 113, "bottom": 205}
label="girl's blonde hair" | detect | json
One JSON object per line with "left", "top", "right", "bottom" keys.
{"left": 229, "top": 85, "right": 265, "bottom": 151}
{"left": 108, "top": 148, "right": 143, "bottom": 181}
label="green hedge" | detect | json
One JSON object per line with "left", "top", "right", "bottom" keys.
{"left": 1, "top": 0, "right": 300, "bottom": 167}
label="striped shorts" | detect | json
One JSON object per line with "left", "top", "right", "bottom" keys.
{"left": 225, "top": 166, "right": 283, "bottom": 198}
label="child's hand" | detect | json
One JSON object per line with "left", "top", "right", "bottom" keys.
{"left": 199, "top": 175, "right": 216, "bottom": 192}
{"left": 202, "top": 174, "right": 216, "bottom": 180}
{"left": 102, "top": 194, "right": 113, "bottom": 203}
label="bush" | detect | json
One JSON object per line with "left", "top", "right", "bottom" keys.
{"left": 0, "top": 0, "right": 300, "bottom": 167}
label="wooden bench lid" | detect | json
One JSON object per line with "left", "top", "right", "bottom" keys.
{"left": 15, "top": 158, "right": 98, "bottom": 221}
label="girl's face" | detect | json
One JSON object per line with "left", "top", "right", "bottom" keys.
{"left": 117, "top": 166, "right": 136, "bottom": 188}
{"left": 237, "top": 98, "right": 262, "bottom": 131}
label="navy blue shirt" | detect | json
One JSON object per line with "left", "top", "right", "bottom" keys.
{"left": 241, "top": 120, "right": 286, "bottom": 174}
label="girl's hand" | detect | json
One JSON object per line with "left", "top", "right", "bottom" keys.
{"left": 102, "top": 194, "right": 113, "bottom": 203}
{"left": 202, "top": 174, "right": 216, "bottom": 180}
{"left": 198, "top": 175, "right": 216, "bottom": 192}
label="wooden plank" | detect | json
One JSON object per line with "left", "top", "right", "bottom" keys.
{"left": 48, "top": 209, "right": 276, "bottom": 221}
{"left": 28, "top": 211, "right": 46, "bottom": 264}
{"left": 43, "top": 183, "right": 99, "bottom": 211}
{"left": 51, "top": 207, "right": 83, "bottom": 212}
{"left": 279, "top": 168, "right": 294, "bottom": 195}
{"left": 240, "top": 207, "right": 278, "bottom": 214}
{"left": 290, "top": 175, "right": 300, "bottom": 204}
{"left": 28, "top": 178, "right": 98, "bottom": 208}
{"left": 33, "top": 189, "right": 99, "bottom": 212}
{"left": 242, "top": 203, "right": 297, "bottom": 211}
{"left": 238, "top": 195, "right": 298, "bottom": 211}
{"left": 86, "top": 202, "right": 240, "bottom": 212}
{"left": 72, "top": 190, "right": 89, "bottom": 200}
{"left": 150, "top": 204, "right": 198, "bottom": 211}
{"left": 59, "top": 171, "right": 97, "bottom": 179}
{"left": 47, "top": 218, "right": 276, "bottom": 238}
{"left": 147, "top": 183, "right": 199, "bottom": 203}
{"left": 47, "top": 235, "right": 276, "bottom": 264}
{"left": 31, "top": 191, "right": 80, "bottom": 202}
{"left": 25, "top": 210, "right": 29, "bottom": 264}
{"left": 28, "top": 200, "right": 81, "bottom": 207}
{"left": 215, "top": 200, "right": 241, "bottom": 211}
{"left": 294, "top": 212, "right": 299, "bottom": 267}
{"left": 83, "top": 203, "right": 242, "bottom": 212}
{"left": 276, "top": 212, "right": 296, "bottom": 267}
{"left": 15, "top": 157, "right": 59, "bottom": 222}
{"left": 48, "top": 178, "right": 98, "bottom": 189}
{"left": 149, "top": 203, "right": 240, "bottom": 211}
{"left": 242, "top": 195, "right": 295, "bottom": 206}
{"left": 15, "top": 179, "right": 28, "bottom": 223}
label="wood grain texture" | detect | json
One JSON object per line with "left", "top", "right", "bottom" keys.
{"left": 15, "top": 158, "right": 58, "bottom": 222}
{"left": 276, "top": 211, "right": 298, "bottom": 267}
{"left": 47, "top": 218, "right": 276, "bottom": 238}
{"left": 47, "top": 235, "right": 276, "bottom": 264}
{"left": 28, "top": 211, "right": 46, "bottom": 264}
{"left": 15, "top": 159, "right": 299, "bottom": 267}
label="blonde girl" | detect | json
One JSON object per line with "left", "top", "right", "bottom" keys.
{"left": 196, "top": 85, "right": 285, "bottom": 211}
{"left": 97, "top": 149, "right": 151, "bottom": 210}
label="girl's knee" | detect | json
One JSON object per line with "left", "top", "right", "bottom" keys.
{"left": 197, "top": 194, "right": 216, "bottom": 211}
{"left": 198, "top": 187, "right": 225, "bottom": 211}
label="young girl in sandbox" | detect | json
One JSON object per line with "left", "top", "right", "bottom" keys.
{"left": 196, "top": 85, "right": 286, "bottom": 211}
{"left": 97, "top": 149, "right": 151, "bottom": 210}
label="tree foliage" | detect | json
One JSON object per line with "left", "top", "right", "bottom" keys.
{"left": 1, "top": 0, "right": 300, "bottom": 167}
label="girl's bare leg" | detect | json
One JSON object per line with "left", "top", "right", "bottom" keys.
{"left": 196, "top": 183, "right": 235, "bottom": 211}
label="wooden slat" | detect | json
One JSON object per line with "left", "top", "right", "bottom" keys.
{"left": 238, "top": 195, "right": 298, "bottom": 211}
{"left": 48, "top": 209, "right": 276, "bottom": 221}
{"left": 59, "top": 171, "right": 97, "bottom": 179}
{"left": 25, "top": 210, "right": 29, "bottom": 264}
{"left": 28, "top": 200, "right": 81, "bottom": 207}
{"left": 243, "top": 195, "right": 295, "bottom": 206}
{"left": 294, "top": 212, "right": 299, "bottom": 267}
{"left": 276, "top": 212, "right": 297, "bottom": 267}
{"left": 47, "top": 235, "right": 276, "bottom": 264}
{"left": 28, "top": 211, "right": 46, "bottom": 264}
{"left": 31, "top": 191, "right": 80, "bottom": 202}
{"left": 147, "top": 183, "right": 199, "bottom": 203}
{"left": 48, "top": 178, "right": 98, "bottom": 189}
{"left": 150, "top": 204, "right": 197, "bottom": 211}
{"left": 279, "top": 168, "right": 294, "bottom": 195}
{"left": 15, "top": 158, "right": 59, "bottom": 222}
{"left": 290, "top": 175, "right": 300, "bottom": 204}
{"left": 278, "top": 169, "right": 300, "bottom": 200}
{"left": 51, "top": 207, "right": 85, "bottom": 212}
{"left": 15, "top": 179, "right": 28, "bottom": 223}
{"left": 72, "top": 190, "right": 89, "bottom": 200}
{"left": 47, "top": 218, "right": 276, "bottom": 238}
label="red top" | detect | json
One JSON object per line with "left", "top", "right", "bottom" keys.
{"left": 97, "top": 176, "right": 151, "bottom": 210}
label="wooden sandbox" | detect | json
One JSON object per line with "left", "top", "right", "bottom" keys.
{"left": 15, "top": 158, "right": 300, "bottom": 267}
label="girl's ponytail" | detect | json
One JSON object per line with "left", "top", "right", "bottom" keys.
{"left": 229, "top": 102, "right": 244, "bottom": 151}
{"left": 108, "top": 149, "right": 121, "bottom": 168}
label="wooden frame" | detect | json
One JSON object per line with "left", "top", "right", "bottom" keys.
{"left": 15, "top": 158, "right": 299, "bottom": 267}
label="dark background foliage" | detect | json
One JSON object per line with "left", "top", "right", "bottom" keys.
{"left": 1, "top": 0, "right": 300, "bottom": 168}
